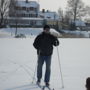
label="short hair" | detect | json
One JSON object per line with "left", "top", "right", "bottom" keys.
{"left": 86, "top": 77, "right": 90, "bottom": 89}
{"left": 43, "top": 25, "right": 50, "bottom": 30}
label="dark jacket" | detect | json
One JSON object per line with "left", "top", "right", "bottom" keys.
{"left": 33, "top": 32, "right": 59, "bottom": 56}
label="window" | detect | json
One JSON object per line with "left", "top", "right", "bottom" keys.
{"left": 30, "top": 7, "right": 34, "bottom": 11}
{"left": 22, "top": 7, "right": 26, "bottom": 10}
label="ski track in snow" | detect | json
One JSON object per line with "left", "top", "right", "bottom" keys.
{"left": 0, "top": 28, "right": 90, "bottom": 90}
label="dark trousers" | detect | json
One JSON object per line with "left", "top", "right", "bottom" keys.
{"left": 37, "top": 55, "right": 51, "bottom": 83}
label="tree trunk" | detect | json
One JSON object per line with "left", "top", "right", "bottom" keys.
{"left": 0, "top": 15, "right": 3, "bottom": 28}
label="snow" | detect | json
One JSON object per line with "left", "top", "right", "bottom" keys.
{"left": 75, "top": 20, "right": 86, "bottom": 27}
{"left": 0, "top": 30, "right": 12, "bottom": 38}
{"left": 39, "top": 12, "right": 59, "bottom": 20}
{"left": 7, "top": 17, "right": 44, "bottom": 20}
{"left": 0, "top": 38, "right": 90, "bottom": 90}
{"left": 61, "top": 30, "right": 90, "bottom": 38}
{"left": 0, "top": 28, "right": 61, "bottom": 38}
{"left": 0, "top": 28, "right": 90, "bottom": 90}
{"left": 17, "top": 1, "right": 39, "bottom": 7}
{"left": 0, "top": 27, "right": 90, "bottom": 38}
{"left": 70, "top": 20, "right": 86, "bottom": 27}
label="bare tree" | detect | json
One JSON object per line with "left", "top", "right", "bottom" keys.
{"left": 64, "top": 11, "right": 72, "bottom": 24}
{"left": 9, "top": 0, "right": 20, "bottom": 36}
{"left": 58, "top": 8, "right": 64, "bottom": 22}
{"left": 0, "top": 0, "right": 10, "bottom": 27}
{"left": 9, "top": 0, "right": 17, "bottom": 17}
{"left": 66, "top": 0, "right": 86, "bottom": 22}
{"left": 85, "top": 6, "right": 90, "bottom": 16}
{"left": 65, "top": 0, "right": 88, "bottom": 30}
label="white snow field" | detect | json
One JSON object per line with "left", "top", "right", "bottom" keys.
{"left": 0, "top": 28, "right": 61, "bottom": 38}
{"left": 0, "top": 38, "right": 90, "bottom": 90}
{"left": 0, "top": 27, "right": 90, "bottom": 38}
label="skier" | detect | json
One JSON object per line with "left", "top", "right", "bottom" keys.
{"left": 86, "top": 77, "right": 90, "bottom": 90}
{"left": 33, "top": 25, "right": 59, "bottom": 87}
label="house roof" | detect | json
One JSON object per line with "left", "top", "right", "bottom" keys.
{"left": 75, "top": 20, "right": 86, "bottom": 26}
{"left": 39, "top": 11, "right": 59, "bottom": 20}
{"left": 17, "top": 1, "right": 39, "bottom": 7}
{"left": 70, "top": 20, "right": 86, "bottom": 26}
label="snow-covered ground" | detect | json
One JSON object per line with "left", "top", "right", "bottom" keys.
{"left": 0, "top": 27, "right": 90, "bottom": 38}
{"left": 0, "top": 28, "right": 90, "bottom": 90}
{"left": 0, "top": 38, "right": 90, "bottom": 90}
{"left": 61, "top": 30, "right": 90, "bottom": 38}
{"left": 0, "top": 28, "right": 61, "bottom": 38}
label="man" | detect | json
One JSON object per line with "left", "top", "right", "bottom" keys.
{"left": 86, "top": 77, "right": 90, "bottom": 90}
{"left": 33, "top": 25, "right": 59, "bottom": 87}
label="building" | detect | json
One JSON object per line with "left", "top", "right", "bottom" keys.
{"left": 8, "top": 0, "right": 44, "bottom": 27}
{"left": 39, "top": 9, "right": 59, "bottom": 20}
{"left": 9, "top": 0, "right": 40, "bottom": 18}
{"left": 7, "top": 0, "right": 60, "bottom": 27}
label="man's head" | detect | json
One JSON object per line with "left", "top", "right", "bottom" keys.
{"left": 86, "top": 77, "right": 90, "bottom": 90}
{"left": 43, "top": 25, "right": 50, "bottom": 34}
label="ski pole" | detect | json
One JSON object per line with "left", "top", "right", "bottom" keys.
{"left": 56, "top": 46, "right": 64, "bottom": 88}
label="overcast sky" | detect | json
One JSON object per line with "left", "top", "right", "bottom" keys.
{"left": 25, "top": 0, "right": 90, "bottom": 12}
